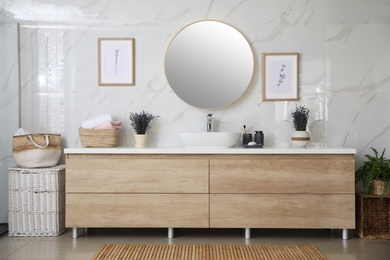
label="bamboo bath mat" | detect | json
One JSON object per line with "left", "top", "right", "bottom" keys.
{"left": 92, "top": 244, "right": 327, "bottom": 260}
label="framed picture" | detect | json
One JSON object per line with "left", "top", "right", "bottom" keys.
{"left": 262, "top": 53, "right": 299, "bottom": 101}
{"left": 98, "top": 38, "right": 135, "bottom": 86}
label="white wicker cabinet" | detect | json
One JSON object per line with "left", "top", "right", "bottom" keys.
{"left": 8, "top": 165, "right": 65, "bottom": 236}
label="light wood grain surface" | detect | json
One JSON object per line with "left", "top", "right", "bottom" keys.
{"left": 66, "top": 194, "right": 209, "bottom": 228}
{"left": 66, "top": 158, "right": 209, "bottom": 193}
{"left": 210, "top": 155, "right": 355, "bottom": 194}
{"left": 65, "top": 153, "right": 355, "bottom": 230}
{"left": 210, "top": 194, "right": 355, "bottom": 228}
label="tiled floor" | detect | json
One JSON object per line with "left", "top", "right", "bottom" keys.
{"left": 0, "top": 228, "right": 389, "bottom": 260}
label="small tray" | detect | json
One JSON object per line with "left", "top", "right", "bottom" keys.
{"left": 244, "top": 144, "right": 263, "bottom": 148}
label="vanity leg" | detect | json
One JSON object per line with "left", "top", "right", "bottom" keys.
{"left": 342, "top": 229, "right": 349, "bottom": 240}
{"left": 72, "top": 228, "right": 78, "bottom": 239}
{"left": 168, "top": 228, "right": 175, "bottom": 239}
{"left": 244, "top": 228, "right": 251, "bottom": 239}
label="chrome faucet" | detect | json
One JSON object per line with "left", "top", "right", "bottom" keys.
{"left": 207, "top": 113, "right": 213, "bottom": 132}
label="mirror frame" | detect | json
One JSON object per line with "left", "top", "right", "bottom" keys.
{"left": 164, "top": 20, "right": 254, "bottom": 110}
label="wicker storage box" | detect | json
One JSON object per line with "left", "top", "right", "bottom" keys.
{"left": 8, "top": 165, "right": 65, "bottom": 237}
{"left": 79, "top": 128, "right": 119, "bottom": 147}
{"left": 355, "top": 192, "right": 390, "bottom": 239}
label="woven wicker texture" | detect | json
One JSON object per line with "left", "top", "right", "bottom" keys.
{"left": 8, "top": 165, "right": 66, "bottom": 237}
{"left": 355, "top": 193, "right": 390, "bottom": 239}
{"left": 92, "top": 244, "right": 327, "bottom": 260}
{"left": 12, "top": 134, "right": 62, "bottom": 153}
{"left": 371, "top": 180, "right": 390, "bottom": 196}
{"left": 79, "top": 128, "right": 119, "bottom": 147}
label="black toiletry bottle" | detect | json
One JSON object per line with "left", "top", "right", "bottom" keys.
{"left": 255, "top": 131, "right": 264, "bottom": 146}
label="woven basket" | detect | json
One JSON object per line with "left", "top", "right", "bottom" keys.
{"left": 371, "top": 180, "right": 390, "bottom": 196}
{"left": 79, "top": 128, "right": 119, "bottom": 147}
{"left": 13, "top": 134, "right": 62, "bottom": 168}
{"left": 8, "top": 165, "right": 66, "bottom": 237}
{"left": 355, "top": 192, "right": 390, "bottom": 239}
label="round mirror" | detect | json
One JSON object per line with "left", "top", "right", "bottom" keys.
{"left": 165, "top": 21, "right": 254, "bottom": 109}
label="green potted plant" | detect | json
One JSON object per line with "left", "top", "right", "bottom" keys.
{"left": 129, "top": 110, "right": 159, "bottom": 147}
{"left": 290, "top": 105, "right": 310, "bottom": 147}
{"left": 355, "top": 147, "right": 390, "bottom": 200}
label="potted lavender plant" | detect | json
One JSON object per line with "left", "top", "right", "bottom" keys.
{"left": 129, "top": 111, "right": 159, "bottom": 147}
{"left": 290, "top": 105, "right": 310, "bottom": 147}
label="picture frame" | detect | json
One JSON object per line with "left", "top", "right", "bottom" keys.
{"left": 262, "top": 53, "right": 299, "bottom": 101}
{"left": 98, "top": 38, "right": 135, "bottom": 86}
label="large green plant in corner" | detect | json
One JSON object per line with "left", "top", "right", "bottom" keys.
{"left": 355, "top": 147, "right": 390, "bottom": 200}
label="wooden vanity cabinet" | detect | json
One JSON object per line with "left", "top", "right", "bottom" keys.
{"left": 65, "top": 152, "right": 355, "bottom": 235}
{"left": 65, "top": 154, "right": 209, "bottom": 228}
{"left": 209, "top": 154, "right": 355, "bottom": 229}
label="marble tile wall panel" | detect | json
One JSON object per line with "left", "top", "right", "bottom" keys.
{"left": 0, "top": 12, "right": 19, "bottom": 222}
{"left": 2, "top": 0, "right": 389, "bottom": 166}
{"left": 325, "top": 0, "right": 390, "bottom": 164}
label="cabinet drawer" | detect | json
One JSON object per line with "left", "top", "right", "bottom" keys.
{"left": 210, "top": 194, "right": 355, "bottom": 229}
{"left": 66, "top": 158, "right": 209, "bottom": 193}
{"left": 66, "top": 194, "right": 209, "bottom": 228}
{"left": 210, "top": 155, "right": 355, "bottom": 193}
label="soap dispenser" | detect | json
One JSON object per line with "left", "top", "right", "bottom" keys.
{"left": 255, "top": 131, "right": 264, "bottom": 146}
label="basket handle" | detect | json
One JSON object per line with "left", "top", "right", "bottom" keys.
{"left": 27, "top": 134, "right": 50, "bottom": 149}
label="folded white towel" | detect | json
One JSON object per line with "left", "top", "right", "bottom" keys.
{"left": 81, "top": 114, "right": 113, "bottom": 129}
{"left": 14, "top": 128, "right": 30, "bottom": 136}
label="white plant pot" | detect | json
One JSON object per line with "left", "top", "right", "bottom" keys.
{"left": 291, "top": 131, "right": 310, "bottom": 147}
{"left": 134, "top": 134, "right": 148, "bottom": 148}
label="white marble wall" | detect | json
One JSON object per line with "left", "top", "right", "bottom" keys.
{"left": 1, "top": 0, "right": 390, "bottom": 165}
{"left": 325, "top": 0, "right": 390, "bottom": 163}
{"left": 0, "top": 12, "right": 19, "bottom": 222}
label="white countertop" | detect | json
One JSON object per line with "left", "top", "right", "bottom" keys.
{"left": 64, "top": 144, "right": 356, "bottom": 155}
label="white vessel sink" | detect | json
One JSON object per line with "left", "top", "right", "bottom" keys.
{"left": 179, "top": 132, "right": 240, "bottom": 148}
